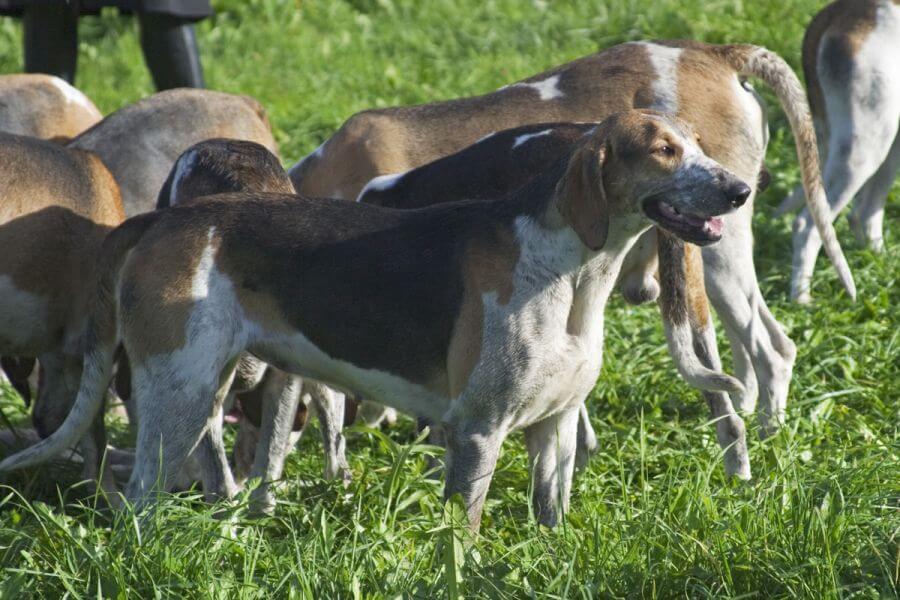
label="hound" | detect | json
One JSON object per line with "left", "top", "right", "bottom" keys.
{"left": 778, "top": 0, "right": 899, "bottom": 302}
{"left": 158, "top": 139, "right": 350, "bottom": 510}
{"left": 0, "top": 76, "right": 102, "bottom": 402}
{"left": 0, "top": 110, "right": 750, "bottom": 529}
{"left": 289, "top": 40, "right": 855, "bottom": 437}
{"left": 0, "top": 74, "right": 101, "bottom": 140}
{"left": 0, "top": 132, "right": 124, "bottom": 496}
{"left": 69, "top": 88, "right": 278, "bottom": 217}
{"left": 357, "top": 121, "right": 749, "bottom": 477}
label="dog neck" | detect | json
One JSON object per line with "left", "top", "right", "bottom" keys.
{"left": 507, "top": 167, "right": 649, "bottom": 341}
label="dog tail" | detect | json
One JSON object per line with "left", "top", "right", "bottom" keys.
{"left": 657, "top": 232, "right": 745, "bottom": 394}
{"left": 715, "top": 44, "right": 856, "bottom": 301}
{"left": 0, "top": 213, "right": 159, "bottom": 473}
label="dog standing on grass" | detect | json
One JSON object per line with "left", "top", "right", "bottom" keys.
{"left": 0, "top": 133, "right": 124, "bottom": 497}
{"left": 0, "top": 76, "right": 103, "bottom": 404}
{"left": 0, "top": 110, "right": 750, "bottom": 529}
{"left": 778, "top": 0, "right": 899, "bottom": 301}
{"left": 357, "top": 121, "right": 750, "bottom": 475}
{"left": 157, "top": 139, "right": 351, "bottom": 510}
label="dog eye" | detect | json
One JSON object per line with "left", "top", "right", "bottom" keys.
{"left": 655, "top": 145, "right": 676, "bottom": 156}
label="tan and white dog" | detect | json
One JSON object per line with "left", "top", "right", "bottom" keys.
{"left": 290, "top": 40, "right": 855, "bottom": 436}
{"left": 0, "top": 132, "right": 124, "bottom": 494}
{"left": 0, "top": 74, "right": 102, "bottom": 140}
{"left": 0, "top": 110, "right": 750, "bottom": 529}
{"left": 69, "top": 88, "right": 278, "bottom": 217}
{"left": 779, "top": 0, "right": 899, "bottom": 301}
{"left": 0, "top": 76, "right": 102, "bottom": 402}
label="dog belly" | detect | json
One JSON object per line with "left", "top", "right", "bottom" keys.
{"left": 252, "top": 330, "right": 450, "bottom": 422}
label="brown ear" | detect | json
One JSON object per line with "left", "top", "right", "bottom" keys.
{"left": 556, "top": 141, "right": 609, "bottom": 250}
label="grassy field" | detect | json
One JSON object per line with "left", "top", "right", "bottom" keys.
{"left": 0, "top": 0, "right": 897, "bottom": 597}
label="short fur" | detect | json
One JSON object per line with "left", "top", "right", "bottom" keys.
{"left": 0, "top": 74, "right": 102, "bottom": 140}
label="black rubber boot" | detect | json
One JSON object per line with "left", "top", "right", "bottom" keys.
{"left": 23, "top": 2, "right": 80, "bottom": 83}
{"left": 138, "top": 12, "right": 205, "bottom": 90}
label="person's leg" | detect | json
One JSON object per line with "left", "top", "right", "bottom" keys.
{"left": 137, "top": 13, "right": 205, "bottom": 90}
{"left": 23, "top": 2, "right": 79, "bottom": 83}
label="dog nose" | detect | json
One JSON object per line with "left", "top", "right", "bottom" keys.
{"left": 727, "top": 182, "right": 752, "bottom": 208}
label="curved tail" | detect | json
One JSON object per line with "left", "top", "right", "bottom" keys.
{"left": 715, "top": 44, "right": 855, "bottom": 301}
{"left": 657, "top": 232, "right": 744, "bottom": 394}
{"left": 0, "top": 213, "right": 160, "bottom": 473}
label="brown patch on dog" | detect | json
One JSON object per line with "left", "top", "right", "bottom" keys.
{"left": 118, "top": 219, "right": 218, "bottom": 361}
{"left": 674, "top": 48, "right": 762, "bottom": 182}
{"left": 0, "top": 135, "right": 123, "bottom": 355}
{"left": 657, "top": 230, "right": 688, "bottom": 326}
{"left": 683, "top": 243, "right": 709, "bottom": 329}
{"left": 556, "top": 139, "right": 609, "bottom": 250}
{"left": 802, "top": 0, "right": 882, "bottom": 124}
{"left": 293, "top": 43, "right": 658, "bottom": 200}
{"left": 446, "top": 228, "right": 520, "bottom": 397}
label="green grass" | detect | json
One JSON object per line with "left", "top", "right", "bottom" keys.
{"left": 0, "top": 0, "right": 897, "bottom": 597}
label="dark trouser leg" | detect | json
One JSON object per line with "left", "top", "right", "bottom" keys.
{"left": 23, "top": 2, "right": 80, "bottom": 83}
{"left": 138, "top": 13, "right": 205, "bottom": 90}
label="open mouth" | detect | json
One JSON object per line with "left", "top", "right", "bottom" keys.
{"left": 643, "top": 197, "right": 724, "bottom": 245}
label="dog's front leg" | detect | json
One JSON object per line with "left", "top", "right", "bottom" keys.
{"left": 442, "top": 418, "right": 505, "bottom": 532}
{"left": 524, "top": 406, "right": 580, "bottom": 527}
{"left": 248, "top": 369, "right": 301, "bottom": 514}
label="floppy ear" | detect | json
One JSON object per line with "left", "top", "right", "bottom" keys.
{"left": 556, "top": 140, "right": 609, "bottom": 250}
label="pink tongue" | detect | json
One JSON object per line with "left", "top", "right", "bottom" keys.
{"left": 702, "top": 217, "right": 724, "bottom": 237}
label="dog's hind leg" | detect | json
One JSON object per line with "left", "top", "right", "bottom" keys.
{"left": 849, "top": 132, "right": 900, "bottom": 253}
{"left": 722, "top": 324, "right": 758, "bottom": 413}
{"left": 307, "top": 381, "right": 350, "bottom": 482}
{"left": 693, "top": 319, "right": 751, "bottom": 480}
{"left": 524, "top": 405, "right": 580, "bottom": 527}
{"left": 78, "top": 398, "right": 124, "bottom": 506}
{"left": 125, "top": 339, "right": 243, "bottom": 508}
{"left": 703, "top": 218, "right": 795, "bottom": 439}
{"left": 248, "top": 369, "right": 301, "bottom": 514}
{"left": 708, "top": 282, "right": 792, "bottom": 438}
{"left": 193, "top": 362, "right": 240, "bottom": 503}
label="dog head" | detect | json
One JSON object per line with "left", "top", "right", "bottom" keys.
{"left": 557, "top": 110, "right": 750, "bottom": 249}
{"left": 156, "top": 138, "right": 293, "bottom": 209}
